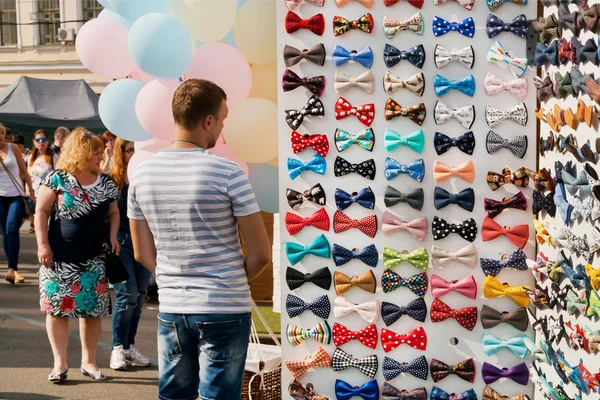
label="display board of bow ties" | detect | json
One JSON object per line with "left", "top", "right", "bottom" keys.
{"left": 278, "top": 0, "right": 541, "bottom": 399}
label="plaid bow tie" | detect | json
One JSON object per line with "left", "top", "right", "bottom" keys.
{"left": 558, "top": 37, "right": 577, "bottom": 64}
{"left": 334, "top": 97, "right": 375, "bottom": 126}
{"left": 282, "top": 69, "right": 325, "bottom": 97}
{"left": 383, "top": 355, "right": 429, "bottom": 381}
{"left": 479, "top": 248, "right": 528, "bottom": 276}
{"left": 333, "top": 13, "right": 374, "bottom": 36}
{"left": 487, "top": 41, "right": 529, "bottom": 78}
{"left": 484, "top": 191, "right": 528, "bottom": 219}
{"left": 486, "top": 0, "right": 527, "bottom": 12}
{"left": 285, "top": 11, "right": 325, "bottom": 35}
{"left": 381, "top": 270, "right": 428, "bottom": 295}
{"left": 383, "top": 245, "right": 429, "bottom": 270}
{"left": 334, "top": 128, "right": 374, "bottom": 152}
{"left": 290, "top": 132, "right": 329, "bottom": 157}
{"left": 483, "top": 275, "right": 531, "bottom": 306}
{"left": 434, "top": 45, "right": 475, "bottom": 69}
{"left": 285, "top": 234, "right": 331, "bottom": 265}
{"left": 381, "top": 298, "right": 427, "bottom": 326}
{"left": 384, "top": 186, "right": 424, "bottom": 210}
{"left": 430, "top": 358, "right": 476, "bottom": 382}
{"left": 331, "top": 348, "right": 378, "bottom": 379}
{"left": 381, "top": 326, "right": 428, "bottom": 352}
{"left": 384, "top": 98, "right": 427, "bottom": 125}
{"left": 382, "top": 384, "right": 427, "bottom": 400}
{"left": 333, "top": 296, "right": 378, "bottom": 324}
{"left": 333, "top": 210, "right": 377, "bottom": 238}
{"left": 482, "top": 333, "right": 529, "bottom": 358}
{"left": 532, "top": 15, "right": 562, "bottom": 44}
{"left": 384, "top": 44, "right": 426, "bottom": 68}
{"left": 286, "top": 266, "right": 331, "bottom": 291}
{"left": 383, "top": 71, "right": 425, "bottom": 96}
{"left": 480, "top": 305, "right": 528, "bottom": 331}
{"left": 283, "top": 43, "right": 326, "bottom": 67}
{"left": 431, "top": 216, "right": 478, "bottom": 242}
{"left": 431, "top": 275, "right": 477, "bottom": 299}
{"left": 383, "top": 13, "right": 424, "bottom": 38}
{"left": 430, "top": 298, "right": 478, "bottom": 330}
{"left": 332, "top": 243, "right": 378, "bottom": 267}
{"left": 332, "top": 45, "right": 373, "bottom": 68}
{"left": 381, "top": 212, "right": 428, "bottom": 242}
{"left": 286, "top": 294, "right": 331, "bottom": 319}
{"left": 286, "top": 183, "right": 326, "bottom": 210}
{"left": 332, "top": 322, "right": 378, "bottom": 349}
{"left": 334, "top": 270, "right": 377, "bottom": 295}
{"left": 285, "top": 347, "right": 332, "bottom": 378}
{"left": 431, "top": 387, "right": 477, "bottom": 400}
{"left": 285, "top": 95, "right": 325, "bottom": 130}
{"left": 486, "top": 167, "right": 531, "bottom": 190}
{"left": 334, "top": 156, "right": 376, "bottom": 180}
{"left": 486, "top": 14, "right": 529, "bottom": 38}
{"left": 571, "top": 65, "right": 594, "bottom": 96}
{"left": 286, "top": 320, "right": 331, "bottom": 347}
{"left": 578, "top": 3, "right": 600, "bottom": 33}
{"left": 384, "top": 157, "right": 425, "bottom": 182}
{"left": 432, "top": 16, "right": 475, "bottom": 37}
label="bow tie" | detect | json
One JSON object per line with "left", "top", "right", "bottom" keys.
{"left": 431, "top": 244, "right": 478, "bottom": 269}
{"left": 483, "top": 275, "right": 531, "bottom": 306}
{"left": 335, "top": 0, "right": 374, "bottom": 7}
{"left": 554, "top": 226, "right": 590, "bottom": 260}
{"left": 481, "top": 305, "right": 528, "bottom": 331}
{"left": 433, "top": 74, "right": 476, "bottom": 97}
{"left": 487, "top": 167, "right": 530, "bottom": 191}
{"left": 331, "top": 348, "right": 378, "bottom": 379}
{"left": 383, "top": 245, "right": 429, "bottom": 270}
{"left": 333, "top": 210, "right": 377, "bottom": 238}
{"left": 485, "top": 130, "right": 528, "bottom": 158}
{"left": 433, "top": 0, "right": 474, "bottom": 9}
{"left": 334, "top": 270, "right": 377, "bottom": 295}
{"left": 487, "top": 0, "right": 528, "bottom": 12}
{"left": 566, "top": 288, "right": 588, "bottom": 316}
{"left": 385, "top": 0, "right": 425, "bottom": 7}
{"left": 285, "top": 208, "right": 330, "bottom": 236}
{"left": 483, "top": 333, "right": 529, "bottom": 358}
{"left": 286, "top": 320, "right": 331, "bottom": 347}
{"left": 586, "top": 264, "right": 600, "bottom": 291}
{"left": 285, "top": 11, "right": 325, "bottom": 35}
{"left": 482, "top": 362, "right": 529, "bottom": 385}
{"left": 332, "top": 45, "right": 373, "bottom": 68}
{"left": 434, "top": 187, "right": 475, "bottom": 212}
{"left": 384, "top": 44, "right": 426, "bottom": 69}
{"left": 483, "top": 387, "right": 528, "bottom": 400}
{"left": 334, "top": 97, "right": 375, "bottom": 126}
{"left": 334, "top": 296, "right": 378, "bottom": 324}
{"left": 334, "top": 156, "right": 376, "bottom": 180}
{"left": 383, "top": 355, "right": 429, "bottom": 381}
{"left": 382, "top": 384, "right": 427, "bottom": 400}
{"left": 384, "top": 157, "right": 425, "bottom": 182}
{"left": 384, "top": 98, "right": 427, "bottom": 125}
{"left": 532, "top": 15, "right": 562, "bottom": 44}
{"left": 335, "top": 379, "right": 379, "bottom": 400}
{"left": 485, "top": 103, "right": 528, "bottom": 128}
{"left": 334, "top": 128, "right": 374, "bottom": 153}
{"left": 568, "top": 194, "right": 594, "bottom": 222}
{"left": 486, "top": 14, "right": 529, "bottom": 38}
{"left": 332, "top": 243, "right": 378, "bottom": 267}
{"left": 482, "top": 217, "right": 529, "bottom": 248}
{"left": 285, "top": 347, "right": 332, "bottom": 378}
{"left": 530, "top": 167, "right": 555, "bottom": 191}
{"left": 285, "top": 234, "right": 331, "bottom": 265}
{"left": 484, "top": 72, "right": 528, "bottom": 100}
{"left": 381, "top": 270, "right": 428, "bottom": 296}
{"left": 484, "top": 191, "right": 528, "bottom": 219}
{"left": 562, "top": 263, "right": 588, "bottom": 290}
{"left": 431, "top": 216, "right": 478, "bottom": 242}
{"left": 381, "top": 298, "right": 427, "bottom": 326}
{"left": 286, "top": 294, "right": 330, "bottom": 319}
{"left": 588, "top": 289, "right": 600, "bottom": 318}
{"left": 282, "top": 69, "right": 325, "bottom": 97}
{"left": 571, "top": 65, "right": 594, "bottom": 96}
{"left": 487, "top": 41, "right": 529, "bottom": 78}
{"left": 286, "top": 183, "right": 326, "bottom": 210}
{"left": 431, "top": 275, "right": 477, "bottom": 299}
{"left": 382, "top": 326, "right": 427, "bottom": 352}
{"left": 578, "top": 2, "right": 600, "bottom": 33}
{"left": 534, "top": 75, "right": 556, "bottom": 103}
{"left": 535, "top": 40, "right": 559, "bottom": 66}
{"left": 283, "top": 43, "right": 326, "bottom": 67}
{"left": 287, "top": 154, "right": 326, "bottom": 180}
{"left": 332, "top": 323, "right": 378, "bottom": 349}
{"left": 562, "top": 168, "right": 592, "bottom": 196}
{"left": 432, "top": 16, "right": 475, "bottom": 37}
{"left": 553, "top": 186, "right": 573, "bottom": 224}
{"left": 431, "top": 298, "right": 478, "bottom": 330}
{"left": 480, "top": 248, "right": 528, "bottom": 277}
{"left": 557, "top": 37, "right": 576, "bottom": 64}
{"left": 384, "top": 186, "right": 424, "bottom": 210}
{"left": 430, "top": 358, "right": 476, "bottom": 383}
{"left": 585, "top": 163, "right": 600, "bottom": 200}
{"left": 555, "top": 70, "right": 575, "bottom": 99}
{"left": 285, "top": 95, "right": 325, "bottom": 130}
{"left": 431, "top": 387, "right": 477, "bottom": 400}
{"left": 434, "top": 45, "right": 475, "bottom": 69}
{"left": 433, "top": 160, "right": 475, "bottom": 183}
{"left": 382, "top": 212, "right": 428, "bottom": 242}
{"left": 574, "top": 37, "right": 598, "bottom": 64}
{"left": 433, "top": 131, "right": 475, "bottom": 156}
{"left": 334, "top": 70, "right": 374, "bottom": 94}
{"left": 285, "top": 0, "right": 324, "bottom": 10}
{"left": 286, "top": 266, "right": 331, "bottom": 291}
{"left": 383, "top": 13, "right": 425, "bottom": 38}
{"left": 288, "top": 378, "right": 329, "bottom": 400}
{"left": 333, "top": 13, "right": 374, "bottom": 36}
{"left": 290, "top": 132, "right": 329, "bottom": 157}
{"left": 384, "top": 71, "right": 425, "bottom": 96}
{"left": 433, "top": 101, "right": 475, "bottom": 129}
{"left": 335, "top": 187, "right": 375, "bottom": 211}
{"left": 384, "top": 129, "right": 424, "bottom": 153}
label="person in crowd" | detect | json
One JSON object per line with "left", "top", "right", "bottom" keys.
{"left": 13, "top": 134, "right": 31, "bottom": 158}
{"left": 100, "top": 131, "right": 116, "bottom": 173}
{"left": 108, "top": 138, "right": 151, "bottom": 371}
{"left": 5, "top": 127, "right": 14, "bottom": 143}
{"left": 51, "top": 127, "right": 70, "bottom": 156}
{"left": 35, "top": 130, "right": 120, "bottom": 383}
{"left": 128, "top": 79, "right": 271, "bottom": 400}
{"left": 0, "top": 123, "right": 34, "bottom": 284}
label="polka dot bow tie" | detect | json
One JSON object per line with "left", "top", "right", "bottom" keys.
{"left": 381, "top": 270, "right": 428, "bottom": 296}
{"left": 430, "top": 244, "right": 478, "bottom": 269}
{"left": 486, "top": 14, "right": 529, "bottom": 38}
{"left": 484, "top": 191, "right": 528, "bottom": 219}
{"left": 431, "top": 275, "right": 477, "bottom": 299}
{"left": 333, "top": 210, "right": 378, "bottom": 238}
{"left": 384, "top": 44, "right": 426, "bottom": 69}
{"left": 431, "top": 216, "right": 478, "bottom": 242}
{"left": 481, "top": 217, "right": 530, "bottom": 249}
{"left": 480, "top": 305, "right": 529, "bottom": 331}
{"left": 286, "top": 320, "right": 331, "bottom": 347}
{"left": 383, "top": 13, "right": 425, "bottom": 38}
{"left": 482, "top": 333, "right": 529, "bottom": 358}
{"left": 284, "top": 11, "right": 325, "bottom": 35}
{"left": 332, "top": 243, "right": 378, "bottom": 267}
{"left": 333, "top": 13, "right": 374, "bottom": 37}
{"left": 381, "top": 211, "right": 428, "bottom": 242}
{"left": 382, "top": 355, "right": 429, "bottom": 381}
{"left": 290, "top": 132, "right": 329, "bottom": 157}
{"left": 286, "top": 294, "right": 331, "bottom": 319}
{"left": 333, "top": 296, "right": 379, "bottom": 324}
{"left": 285, "top": 347, "right": 332, "bottom": 379}
{"left": 381, "top": 326, "right": 427, "bottom": 352}
{"left": 483, "top": 275, "right": 531, "bottom": 307}
{"left": 334, "top": 97, "right": 375, "bottom": 126}
{"left": 383, "top": 246, "right": 429, "bottom": 271}
{"left": 430, "top": 387, "right": 478, "bottom": 400}
{"left": 430, "top": 298, "right": 478, "bottom": 331}
{"left": 382, "top": 384, "right": 427, "bottom": 400}
{"left": 285, "top": 208, "right": 330, "bottom": 236}
{"left": 430, "top": 358, "right": 476, "bottom": 383}
{"left": 479, "top": 248, "right": 528, "bottom": 277}
{"left": 432, "top": 16, "right": 475, "bottom": 38}
{"left": 331, "top": 348, "right": 378, "bottom": 379}
{"left": 381, "top": 298, "right": 428, "bottom": 326}
{"left": 332, "top": 322, "right": 378, "bottom": 349}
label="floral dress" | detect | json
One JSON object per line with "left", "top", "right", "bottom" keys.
{"left": 26, "top": 154, "right": 55, "bottom": 196}
{"left": 39, "top": 170, "right": 119, "bottom": 318}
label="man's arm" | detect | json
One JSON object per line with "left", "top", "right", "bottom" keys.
{"left": 237, "top": 212, "right": 271, "bottom": 282}
{"left": 130, "top": 219, "right": 157, "bottom": 275}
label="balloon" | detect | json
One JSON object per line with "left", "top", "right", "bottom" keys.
{"left": 99, "top": 79, "right": 153, "bottom": 142}
{"left": 234, "top": 0, "right": 276, "bottom": 65}
{"left": 98, "top": 0, "right": 111, "bottom": 10}
{"left": 248, "top": 163, "right": 279, "bottom": 214}
{"left": 75, "top": 19, "right": 136, "bottom": 79}
{"left": 107, "top": 0, "right": 170, "bottom": 22}
{"left": 135, "top": 79, "right": 179, "bottom": 141}
{"left": 223, "top": 98, "right": 277, "bottom": 163}
{"left": 210, "top": 136, "right": 248, "bottom": 175}
{"left": 267, "top": 157, "right": 278, "bottom": 167}
{"left": 249, "top": 62, "right": 277, "bottom": 103}
{"left": 136, "top": 138, "right": 170, "bottom": 151}
{"left": 187, "top": 43, "right": 252, "bottom": 108}
{"left": 127, "top": 147, "right": 158, "bottom": 181}
{"left": 98, "top": 9, "right": 131, "bottom": 28}
{"left": 172, "top": 0, "right": 237, "bottom": 43}
{"left": 128, "top": 13, "right": 193, "bottom": 79}
{"left": 129, "top": 67, "right": 155, "bottom": 83}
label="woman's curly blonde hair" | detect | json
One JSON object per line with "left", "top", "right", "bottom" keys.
{"left": 56, "top": 129, "right": 104, "bottom": 175}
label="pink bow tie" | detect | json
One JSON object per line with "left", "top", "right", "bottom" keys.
{"left": 431, "top": 275, "right": 478, "bottom": 299}
{"left": 381, "top": 210, "right": 428, "bottom": 242}
{"left": 484, "top": 73, "right": 528, "bottom": 101}
{"left": 285, "top": 0, "right": 325, "bottom": 11}
{"left": 335, "top": 0, "right": 374, "bottom": 7}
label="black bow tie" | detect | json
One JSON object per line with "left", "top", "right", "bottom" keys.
{"left": 431, "top": 216, "right": 478, "bottom": 242}
{"left": 334, "top": 156, "right": 376, "bottom": 180}
{"left": 433, "top": 131, "right": 475, "bottom": 155}
{"left": 286, "top": 183, "right": 326, "bottom": 210}
{"left": 286, "top": 266, "right": 331, "bottom": 291}
{"left": 533, "top": 189, "right": 556, "bottom": 217}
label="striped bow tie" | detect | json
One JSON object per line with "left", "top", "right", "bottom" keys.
{"left": 286, "top": 320, "right": 331, "bottom": 347}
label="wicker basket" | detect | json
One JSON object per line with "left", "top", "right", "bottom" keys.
{"left": 241, "top": 362, "right": 281, "bottom": 400}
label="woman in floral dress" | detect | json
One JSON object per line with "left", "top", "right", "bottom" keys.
{"left": 35, "top": 130, "right": 120, "bottom": 383}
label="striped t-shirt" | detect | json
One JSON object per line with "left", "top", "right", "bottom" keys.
{"left": 128, "top": 148, "right": 260, "bottom": 314}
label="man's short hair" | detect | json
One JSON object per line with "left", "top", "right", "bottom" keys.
{"left": 5, "top": 128, "right": 13, "bottom": 137}
{"left": 13, "top": 134, "right": 25, "bottom": 145}
{"left": 172, "top": 79, "right": 227, "bottom": 131}
{"left": 54, "top": 126, "right": 70, "bottom": 140}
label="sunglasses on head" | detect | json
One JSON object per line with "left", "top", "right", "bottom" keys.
{"left": 35, "top": 137, "right": 48, "bottom": 143}
{"left": 81, "top": 132, "right": 94, "bottom": 139}
{"left": 125, "top": 148, "right": 135, "bottom": 155}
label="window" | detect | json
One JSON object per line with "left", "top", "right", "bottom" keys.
{"left": 82, "top": 0, "right": 103, "bottom": 22}
{"left": 38, "top": 0, "right": 61, "bottom": 45}
{"left": 0, "top": 0, "right": 17, "bottom": 46}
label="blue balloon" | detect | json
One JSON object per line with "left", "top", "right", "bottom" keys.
{"left": 107, "top": 0, "right": 170, "bottom": 22}
{"left": 98, "top": 79, "right": 153, "bottom": 142}
{"left": 98, "top": 9, "right": 132, "bottom": 28}
{"left": 128, "top": 13, "right": 192, "bottom": 79}
{"left": 248, "top": 163, "right": 279, "bottom": 214}
{"left": 98, "top": 0, "right": 111, "bottom": 9}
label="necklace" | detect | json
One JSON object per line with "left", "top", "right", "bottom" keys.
{"left": 171, "top": 139, "right": 203, "bottom": 148}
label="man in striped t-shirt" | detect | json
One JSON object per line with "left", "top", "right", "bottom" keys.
{"left": 128, "top": 79, "right": 271, "bottom": 400}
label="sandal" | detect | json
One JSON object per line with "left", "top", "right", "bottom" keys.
{"left": 48, "top": 368, "right": 68, "bottom": 384}
{"left": 5, "top": 272, "right": 14, "bottom": 284}
{"left": 14, "top": 272, "right": 24, "bottom": 284}
{"left": 81, "top": 365, "right": 106, "bottom": 381}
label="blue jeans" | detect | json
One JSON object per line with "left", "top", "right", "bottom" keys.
{"left": 157, "top": 312, "right": 251, "bottom": 400}
{"left": 0, "top": 196, "right": 24, "bottom": 271}
{"left": 112, "top": 233, "right": 151, "bottom": 349}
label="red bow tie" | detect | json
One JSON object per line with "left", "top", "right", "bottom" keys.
{"left": 558, "top": 38, "right": 576, "bottom": 64}
{"left": 381, "top": 326, "right": 427, "bottom": 352}
{"left": 290, "top": 132, "right": 329, "bottom": 157}
{"left": 333, "top": 210, "right": 378, "bottom": 238}
{"left": 285, "top": 11, "right": 325, "bottom": 36}
{"left": 430, "top": 298, "right": 478, "bottom": 331}
{"left": 332, "top": 322, "right": 378, "bottom": 349}
{"left": 481, "top": 217, "right": 530, "bottom": 249}
{"left": 334, "top": 97, "right": 375, "bottom": 127}
{"left": 484, "top": 191, "right": 528, "bottom": 219}
{"left": 385, "top": 0, "right": 425, "bottom": 8}
{"left": 285, "top": 208, "right": 330, "bottom": 236}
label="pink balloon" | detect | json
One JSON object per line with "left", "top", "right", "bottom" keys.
{"left": 76, "top": 19, "right": 137, "bottom": 79}
{"left": 211, "top": 135, "right": 249, "bottom": 175}
{"left": 136, "top": 79, "right": 179, "bottom": 141}
{"left": 186, "top": 43, "right": 252, "bottom": 108}
{"left": 129, "top": 67, "right": 155, "bottom": 83}
{"left": 136, "top": 138, "right": 170, "bottom": 151}
{"left": 127, "top": 147, "right": 158, "bottom": 181}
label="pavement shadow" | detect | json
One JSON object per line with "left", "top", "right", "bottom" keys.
{"left": 0, "top": 394, "right": 62, "bottom": 400}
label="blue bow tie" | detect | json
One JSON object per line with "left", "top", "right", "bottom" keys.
{"left": 332, "top": 243, "right": 379, "bottom": 267}
{"left": 334, "top": 187, "right": 375, "bottom": 211}
{"left": 384, "top": 157, "right": 425, "bottom": 182}
{"left": 384, "top": 128, "right": 425, "bottom": 153}
{"left": 287, "top": 153, "right": 327, "bottom": 180}
{"left": 335, "top": 379, "right": 379, "bottom": 400}
{"left": 433, "top": 74, "right": 476, "bottom": 97}
{"left": 332, "top": 45, "right": 374, "bottom": 68}
{"left": 562, "top": 263, "right": 588, "bottom": 290}
{"left": 383, "top": 355, "right": 429, "bottom": 381}
{"left": 486, "top": 14, "right": 529, "bottom": 38}
{"left": 554, "top": 183, "right": 573, "bottom": 224}
{"left": 285, "top": 294, "right": 330, "bottom": 319}
{"left": 434, "top": 187, "right": 475, "bottom": 212}
{"left": 383, "top": 43, "right": 426, "bottom": 69}
{"left": 483, "top": 333, "right": 530, "bottom": 358}
{"left": 431, "top": 386, "right": 478, "bottom": 400}
{"left": 479, "top": 248, "right": 528, "bottom": 277}
{"left": 285, "top": 234, "right": 331, "bottom": 265}
{"left": 535, "top": 41, "right": 559, "bottom": 66}
{"left": 432, "top": 16, "right": 475, "bottom": 38}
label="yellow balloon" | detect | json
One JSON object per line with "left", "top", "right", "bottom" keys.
{"left": 234, "top": 0, "right": 276, "bottom": 65}
{"left": 172, "top": 0, "right": 237, "bottom": 43}
{"left": 249, "top": 62, "right": 278, "bottom": 103}
{"left": 224, "top": 98, "right": 278, "bottom": 164}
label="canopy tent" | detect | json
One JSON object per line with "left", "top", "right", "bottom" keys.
{"left": 0, "top": 76, "right": 105, "bottom": 137}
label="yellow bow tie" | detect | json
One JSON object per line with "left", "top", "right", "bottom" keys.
{"left": 585, "top": 264, "right": 600, "bottom": 291}
{"left": 483, "top": 275, "right": 531, "bottom": 307}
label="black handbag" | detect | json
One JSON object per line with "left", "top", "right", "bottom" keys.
{"left": 105, "top": 250, "right": 129, "bottom": 284}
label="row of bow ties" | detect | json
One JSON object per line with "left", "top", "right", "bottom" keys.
{"left": 535, "top": 68, "right": 598, "bottom": 104}
{"left": 556, "top": 2, "right": 600, "bottom": 35}
{"left": 284, "top": 0, "right": 526, "bottom": 11}
{"left": 536, "top": 36, "right": 600, "bottom": 67}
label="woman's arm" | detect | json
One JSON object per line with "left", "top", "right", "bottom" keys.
{"left": 13, "top": 144, "right": 34, "bottom": 197}
{"left": 106, "top": 200, "right": 120, "bottom": 255}
{"left": 34, "top": 185, "right": 56, "bottom": 267}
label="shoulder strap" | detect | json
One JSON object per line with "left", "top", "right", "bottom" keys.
{"left": 0, "top": 149, "right": 25, "bottom": 196}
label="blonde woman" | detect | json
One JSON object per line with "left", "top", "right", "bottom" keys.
{"left": 35, "top": 130, "right": 120, "bottom": 383}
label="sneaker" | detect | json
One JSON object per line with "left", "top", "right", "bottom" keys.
{"left": 110, "top": 345, "right": 129, "bottom": 371}
{"left": 126, "top": 347, "right": 151, "bottom": 367}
